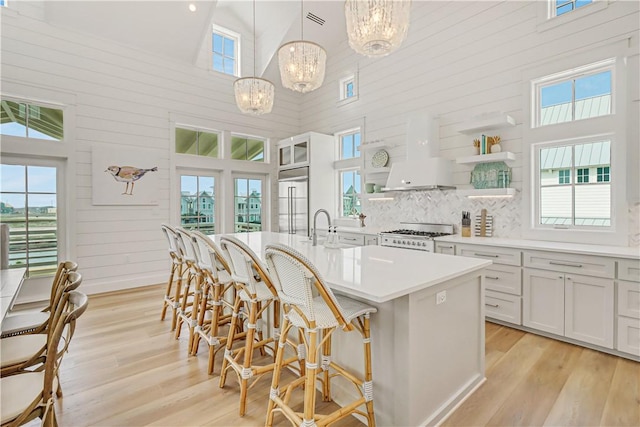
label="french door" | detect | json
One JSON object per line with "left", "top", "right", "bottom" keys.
{"left": 178, "top": 172, "right": 218, "bottom": 235}
{"left": 233, "top": 175, "right": 265, "bottom": 233}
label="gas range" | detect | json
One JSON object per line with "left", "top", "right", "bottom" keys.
{"left": 379, "top": 223, "right": 454, "bottom": 252}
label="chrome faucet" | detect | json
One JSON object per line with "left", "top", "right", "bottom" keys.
{"left": 312, "top": 209, "right": 332, "bottom": 246}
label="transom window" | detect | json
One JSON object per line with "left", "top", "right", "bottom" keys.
{"left": 231, "top": 135, "right": 265, "bottom": 162}
{"left": 212, "top": 26, "right": 239, "bottom": 76}
{"left": 175, "top": 126, "right": 220, "bottom": 157}
{"left": 537, "top": 139, "right": 611, "bottom": 228}
{"left": 553, "top": 0, "right": 593, "bottom": 17}
{"left": 533, "top": 60, "right": 613, "bottom": 127}
{"left": 1, "top": 99, "right": 64, "bottom": 140}
{"left": 339, "top": 130, "right": 361, "bottom": 159}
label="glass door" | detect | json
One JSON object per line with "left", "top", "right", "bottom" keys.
{"left": 234, "top": 176, "right": 264, "bottom": 233}
{"left": 179, "top": 173, "right": 217, "bottom": 234}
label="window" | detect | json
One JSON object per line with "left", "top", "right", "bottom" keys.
{"left": 180, "top": 175, "right": 216, "bottom": 234}
{"left": 1, "top": 99, "right": 63, "bottom": 140}
{"left": 534, "top": 62, "right": 612, "bottom": 127}
{"left": 553, "top": 0, "right": 593, "bottom": 17}
{"left": 537, "top": 140, "right": 611, "bottom": 228}
{"left": 0, "top": 163, "right": 59, "bottom": 277}
{"left": 338, "top": 74, "right": 359, "bottom": 106}
{"left": 212, "top": 26, "right": 239, "bottom": 76}
{"left": 231, "top": 135, "right": 265, "bottom": 162}
{"left": 339, "top": 130, "right": 361, "bottom": 159}
{"left": 597, "top": 166, "right": 610, "bottom": 182}
{"left": 0, "top": 1, "right": 6, "bottom": 7}
{"left": 234, "top": 178, "right": 263, "bottom": 232}
{"left": 175, "top": 126, "right": 220, "bottom": 157}
{"left": 339, "top": 170, "right": 361, "bottom": 217}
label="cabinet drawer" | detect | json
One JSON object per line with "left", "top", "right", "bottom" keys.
{"left": 457, "top": 244, "right": 522, "bottom": 266}
{"left": 485, "top": 290, "right": 521, "bottom": 325}
{"left": 523, "top": 251, "right": 615, "bottom": 278}
{"left": 364, "top": 235, "right": 378, "bottom": 246}
{"left": 618, "top": 280, "right": 640, "bottom": 319}
{"left": 618, "top": 259, "right": 640, "bottom": 282}
{"left": 484, "top": 264, "right": 522, "bottom": 296}
{"left": 337, "top": 233, "right": 365, "bottom": 246}
{"left": 617, "top": 316, "right": 640, "bottom": 357}
{"left": 435, "top": 243, "right": 455, "bottom": 255}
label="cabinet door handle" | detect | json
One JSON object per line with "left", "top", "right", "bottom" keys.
{"left": 485, "top": 275, "right": 500, "bottom": 280}
{"left": 474, "top": 253, "right": 499, "bottom": 258}
{"left": 341, "top": 237, "right": 358, "bottom": 241}
{"left": 485, "top": 303, "right": 500, "bottom": 308}
{"left": 549, "top": 261, "right": 582, "bottom": 268}
{"left": 439, "top": 245, "right": 454, "bottom": 249}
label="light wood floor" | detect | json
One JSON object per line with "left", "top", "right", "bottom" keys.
{"left": 47, "top": 284, "right": 638, "bottom": 427}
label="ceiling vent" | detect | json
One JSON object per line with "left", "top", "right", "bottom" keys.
{"left": 306, "top": 12, "right": 325, "bottom": 26}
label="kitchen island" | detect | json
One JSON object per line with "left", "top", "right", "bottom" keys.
{"left": 215, "top": 232, "right": 491, "bottom": 426}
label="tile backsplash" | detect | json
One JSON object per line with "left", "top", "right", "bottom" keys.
{"left": 362, "top": 191, "right": 640, "bottom": 247}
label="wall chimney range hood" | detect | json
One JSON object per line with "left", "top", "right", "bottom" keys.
{"left": 383, "top": 113, "right": 455, "bottom": 192}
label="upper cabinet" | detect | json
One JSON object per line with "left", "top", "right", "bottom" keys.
{"left": 278, "top": 136, "right": 309, "bottom": 169}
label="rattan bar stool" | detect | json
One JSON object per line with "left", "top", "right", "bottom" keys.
{"left": 1, "top": 260, "right": 78, "bottom": 338}
{"left": 264, "top": 243, "right": 377, "bottom": 427}
{"left": 174, "top": 227, "right": 202, "bottom": 351}
{"left": 190, "top": 231, "right": 243, "bottom": 374}
{"left": 218, "top": 236, "right": 302, "bottom": 417}
{"left": 160, "top": 224, "right": 185, "bottom": 331}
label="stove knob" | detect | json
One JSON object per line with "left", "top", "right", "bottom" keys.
{"left": 422, "top": 242, "right": 427, "bottom": 247}
{"left": 411, "top": 241, "right": 416, "bottom": 246}
{"left": 392, "top": 239, "right": 396, "bottom": 244}
{"left": 401, "top": 240, "right": 406, "bottom": 245}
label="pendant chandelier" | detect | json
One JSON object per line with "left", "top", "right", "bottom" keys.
{"left": 345, "top": 0, "right": 412, "bottom": 58}
{"left": 234, "top": 0, "right": 274, "bottom": 115}
{"left": 277, "top": 0, "right": 327, "bottom": 93}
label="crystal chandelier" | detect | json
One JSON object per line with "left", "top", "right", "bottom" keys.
{"left": 345, "top": 0, "right": 412, "bottom": 58}
{"left": 277, "top": 0, "right": 327, "bottom": 93}
{"left": 234, "top": 1, "right": 274, "bottom": 115}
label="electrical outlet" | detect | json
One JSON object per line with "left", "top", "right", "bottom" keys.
{"left": 436, "top": 290, "right": 446, "bottom": 305}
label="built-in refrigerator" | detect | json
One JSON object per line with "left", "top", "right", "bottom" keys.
{"left": 278, "top": 166, "right": 309, "bottom": 235}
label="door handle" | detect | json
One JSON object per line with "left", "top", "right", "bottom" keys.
{"left": 474, "top": 253, "right": 499, "bottom": 258}
{"left": 485, "top": 276, "right": 500, "bottom": 280}
{"left": 549, "top": 261, "right": 582, "bottom": 268}
{"left": 485, "top": 303, "right": 500, "bottom": 308}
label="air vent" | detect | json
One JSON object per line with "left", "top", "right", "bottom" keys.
{"left": 306, "top": 12, "right": 325, "bottom": 26}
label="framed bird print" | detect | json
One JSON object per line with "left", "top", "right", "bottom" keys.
{"left": 92, "top": 145, "right": 160, "bottom": 205}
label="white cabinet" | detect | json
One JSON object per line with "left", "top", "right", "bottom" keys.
{"left": 364, "top": 234, "right": 379, "bottom": 246}
{"left": 335, "top": 231, "right": 379, "bottom": 247}
{"left": 485, "top": 290, "right": 521, "bottom": 324}
{"left": 616, "top": 260, "right": 640, "bottom": 357}
{"left": 278, "top": 136, "right": 309, "bottom": 169}
{"left": 435, "top": 242, "right": 455, "bottom": 255}
{"left": 523, "top": 250, "right": 615, "bottom": 349}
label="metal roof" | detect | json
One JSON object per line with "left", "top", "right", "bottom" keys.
{"left": 540, "top": 94, "right": 611, "bottom": 126}
{"left": 540, "top": 140, "right": 610, "bottom": 170}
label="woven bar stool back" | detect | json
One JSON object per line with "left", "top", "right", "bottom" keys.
{"left": 218, "top": 236, "right": 302, "bottom": 417}
{"left": 174, "top": 227, "right": 202, "bottom": 351}
{"left": 264, "top": 243, "right": 377, "bottom": 427}
{"left": 160, "top": 224, "right": 184, "bottom": 331}
{"left": 190, "top": 231, "right": 239, "bottom": 374}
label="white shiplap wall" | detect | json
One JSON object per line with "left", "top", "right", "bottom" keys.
{"left": 299, "top": 0, "right": 639, "bottom": 244}
{"left": 0, "top": 5, "right": 300, "bottom": 301}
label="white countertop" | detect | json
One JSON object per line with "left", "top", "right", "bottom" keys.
{"left": 214, "top": 232, "right": 491, "bottom": 303}
{"left": 1, "top": 268, "right": 26, "bottom": 326}
{"left": 435, "top": 235, "right": 640, "bottom": 260}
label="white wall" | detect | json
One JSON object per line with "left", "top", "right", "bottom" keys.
{"left": 0, "top": 4, "right": 300, "bottom": 301}
{"left": 298, "top": 0, "right": 639, "bottom": 245}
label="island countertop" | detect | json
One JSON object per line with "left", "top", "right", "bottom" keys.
{"left": 214, "top": 232, "right": 491, "bottom": 303}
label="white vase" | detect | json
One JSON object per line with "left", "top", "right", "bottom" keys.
{"left": 491, "top": 144, "right": 502, "bottom": 153}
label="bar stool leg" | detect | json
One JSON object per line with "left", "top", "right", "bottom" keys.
{"left": 219, "top": 294, "right": 243, "bottom": 389}
{"left": 302, "top": 325, "right": 318, "bottom": 426}
{"left": 238, "top": 299, "right": 259, "bottom": 416}
{"left": 362, "top": 313, "right": 376, "bottom": 427}
{"left": 187, "top": 272, "right": 203, "bottom": 352}
{"left": 191, "top": 281, "right": 209, "bottom": 356}
{"left": 175, "top": 269, "right": 193, "bottom": 339}
{"left": 265, "top": 316, "right": 291, "bottom": 427}
{"left": 321, "top": 329, "right": 332, "bottom": 401}
{"left": 170, "top": 263, "right": 184, "bottom": 331}
{"left": 161, "top": 261, "right": 177, "bottom": 321}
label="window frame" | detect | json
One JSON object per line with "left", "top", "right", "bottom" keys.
{"left": 522, "top": 44, "right": 629, "bottom": 246}
{"left": 338, "top": 168, "right": 362, "bottom": 218}
{"left": 536, "top": 0, "right": 608, "bottom": 33}
{"left": 337, "top": 73, "right": 359, "bottom": 107}
{"left": 337, "top": 128, "right": 361, "bottom": 160}
{"left": 212, "top": 24, "right": 241, "bottom": 77}
{"left": 232, "top": 174, "right": 266, "bottom": 233}
{"left": 175, "top": 125, "right": 221, "bottom": 158}
{"left": 230, "top": 133, "right": 267, "bottom": 162}
{"left": 177, "top": 171, "right": 219, "bottom": 235}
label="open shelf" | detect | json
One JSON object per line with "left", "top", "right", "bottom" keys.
{"left": 456, "top": 152, "right": 516, "bottom": 165}
{"left": 357, "top": 140, "right": 388, "bottom": 151}
{"left": 363, "top": 166, "right": 391, "bottom": 174}
{"left": 457, "top": 113, "right": 515, "bottom": 135}
{"left": 457, "top": 188, "right": 517, "bottom": 197}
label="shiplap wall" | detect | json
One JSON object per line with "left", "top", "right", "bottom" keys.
{"left": 0, "top": 4, "right": 300, "bottom": 301}
{"left": 299, "top": 0, "right": 639, "bottom": 243}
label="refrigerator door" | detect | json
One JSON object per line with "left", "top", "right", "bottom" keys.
{"left": 278, "top": 168, "right": 309, "bottom": 235}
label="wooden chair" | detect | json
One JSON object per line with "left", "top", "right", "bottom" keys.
{"left": 1, "top": 261, "right": 78, "bottom": 338}
{"left": 1, "top": 271, "right": 83, "bottom": 378}
{"left": 174, "top": 227, "right": 202, "bottom": 351}
{"left": 160, "top": 224, "right": 185, "bottom": 331}
{"left": 218, "top": 236, "right": 302, "bottom": 417}
{"left": 189, "top": 231, "right": 243, "bottom": 374}
{"left": 264, "top": 243, "right": 377, "bottom": 427}
{"left": 0, "top": 290, "right": 89, "bottom": 427}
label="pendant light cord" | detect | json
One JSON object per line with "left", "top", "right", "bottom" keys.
{"left": 300, "top": 0, "right": 304, "bottom": 40}
{"left": 253, "top": 0, "right": 256, "bottom": 76}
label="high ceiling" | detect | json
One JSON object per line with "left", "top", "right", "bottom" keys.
{"left": 42, "top": 1, "right": 348, "bottom": 76}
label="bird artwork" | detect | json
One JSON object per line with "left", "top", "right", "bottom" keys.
{"left": 105, "top": 165, "right": 158, "bottom": 195}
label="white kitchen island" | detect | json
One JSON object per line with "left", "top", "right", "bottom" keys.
{"left": 214, "top": 232, "right": 491, "bottom": 426}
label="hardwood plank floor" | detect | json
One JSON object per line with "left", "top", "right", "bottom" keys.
{"left": 45, "top": 285, "right": 638, "bottom": 426}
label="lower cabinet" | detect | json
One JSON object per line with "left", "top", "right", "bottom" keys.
{"left": 485, "top": 290, "right": 521, "bottom": 324}
{"left": 335, "top": 231, "right": 379, "bottom": 247}
{"left": 617, "top": 279, "right": 640, "bottom": 356}
{"left": 524, "top": 268, "right": 614, "bottom": 348}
